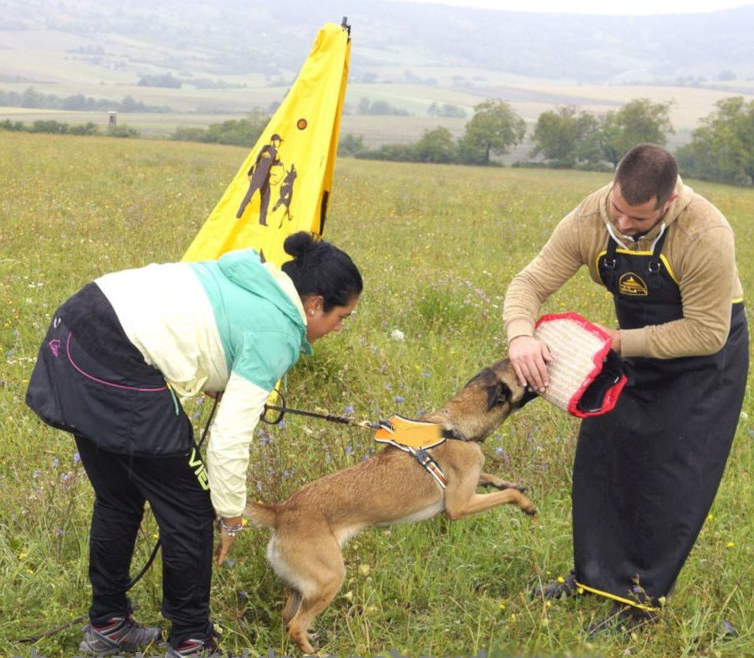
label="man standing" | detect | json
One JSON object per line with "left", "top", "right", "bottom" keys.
{"left": 504, "top": 143, "right": 748, "bottom": 628}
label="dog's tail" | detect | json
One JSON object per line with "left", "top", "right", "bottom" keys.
{"left": 243, "top": 500, "right": 278, "bottom": 528}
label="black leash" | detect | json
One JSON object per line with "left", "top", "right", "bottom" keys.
{"left": 262, "top": 389, "right": 463, "bottom": 438}
{"left": 16, "top": 398, "right": 219, "bottom": 645}
{"left": 261, "top": 387, "right": 383, "bottom": 430}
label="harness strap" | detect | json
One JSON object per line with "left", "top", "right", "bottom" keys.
{"left": 379, "top": 438, "right": 447, "bottom": 489}
{"left": 411, "top": 447, "right": 447, "bottom": 489}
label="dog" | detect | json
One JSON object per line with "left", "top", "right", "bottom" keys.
{"left": 244, "top": 358, "right": 537, "bottom": 654}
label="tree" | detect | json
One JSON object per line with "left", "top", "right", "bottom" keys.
{"left": 458, "top": 100, "right": 526, "bottom": 165}
{"left": 599, "top": 98, "right": 674, "bottom": 167}
{"left": 530, "top": 105, "right": 601, "bottom": 167}
{"left": 338, "top": 133, "right": 366, "bottom": 157}
{"left": 676, "top": 96, "right": 754, "bottom": 185}
{"left": 413, "top": 126, "right": 457, "bottom": 163}
{"left": 428, "top": 102, "right": 466, "bottom": 119}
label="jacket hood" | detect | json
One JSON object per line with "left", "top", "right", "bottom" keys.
{"left": 599, "top": 177, "right": 693, "bottom": 249}
{"left": 216, "top": 248, "right": 311, "bottom": 354}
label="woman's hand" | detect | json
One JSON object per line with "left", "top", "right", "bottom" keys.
{"left": 508, "top": 335, "right": 552, "bottom": 392}
{"left": 215, "top": 515, "right": 244, "bottom": 566}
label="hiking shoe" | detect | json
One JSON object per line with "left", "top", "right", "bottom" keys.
{"left": 531, "top": 570, "right": 580, "bottom": 600}
{"left": 79, "top": 612, "right": 161, "bottom": 655}
{"left": 164, "top": 622, "right": 221, "bottom": 656}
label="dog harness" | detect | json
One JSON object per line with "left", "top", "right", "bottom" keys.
{"left": 374, "top": 415, "right": 455, "bottom": 489}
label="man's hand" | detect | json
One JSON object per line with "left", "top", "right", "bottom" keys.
{"left": 508, "top": 335, "right": 552, "bottom": 392}
{"left": 595, "top": 324, "right": 621, "bottom": 353}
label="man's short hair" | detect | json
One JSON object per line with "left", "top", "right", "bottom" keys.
{"left": 614, "top": 143, "right": 679, "bottom": 209}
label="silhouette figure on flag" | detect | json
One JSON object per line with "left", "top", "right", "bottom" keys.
{"left": 236, "top": 134, "right": 284, "bottom": 225}
{"left": 273, "top": 164, "right": 297, "bottom": 227}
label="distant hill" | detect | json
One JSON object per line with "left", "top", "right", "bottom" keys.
{"left": 2, "top": 0, "right": 754, "bottom": 145}
{"left": 4, "top": 0, "right": 754, "bottom": 84}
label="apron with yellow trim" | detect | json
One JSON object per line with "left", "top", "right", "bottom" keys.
{"left": 572, "top": 231, "right": 749, "bottom": 609}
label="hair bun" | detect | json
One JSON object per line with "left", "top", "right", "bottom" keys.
{"left": 283, "top": 231, "right": 315, "bottom": 259}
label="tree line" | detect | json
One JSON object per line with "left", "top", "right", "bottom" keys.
{"left": 342, "top": 96, "right": 754, "bottom": 186}
{"left": 2, "top": 94, "right": 752, "bottom": 185}
{"left": 0, "top": 87, "right": 168, "bottom": 113}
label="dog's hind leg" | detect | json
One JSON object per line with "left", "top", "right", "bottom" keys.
{"left": 285, "top": 535, "right": 346, "bottom": 654}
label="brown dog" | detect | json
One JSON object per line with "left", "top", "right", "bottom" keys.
{"left": 244, "top": 358, "right": 537, "bottom": 654}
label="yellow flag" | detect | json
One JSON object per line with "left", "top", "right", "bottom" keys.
{"left": 183, "top": 20, "right": 351, "bottom": 265}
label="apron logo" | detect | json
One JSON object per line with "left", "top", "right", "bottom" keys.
{"left": 188, "top": 448, "right": 210, "bottom": 490}
{"left": 619, "top": 273, "right": 648, "bottom": 296}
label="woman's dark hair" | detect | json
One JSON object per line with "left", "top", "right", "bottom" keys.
{"left": 615, "top": 143, "right": 679, "bottom": 209}
{"left": 281, "top": 232, "right": 363, "bottom": 311}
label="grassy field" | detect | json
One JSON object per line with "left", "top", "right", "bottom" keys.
{"left": 1, "top": 131, "right": 753, "bottom": 657}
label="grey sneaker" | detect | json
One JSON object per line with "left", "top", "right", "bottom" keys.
{"left": 79, "top": 612, "right": 161, "bottom": 655}
{"left": 164, "top": 622, "right": 221, "bottom": 656}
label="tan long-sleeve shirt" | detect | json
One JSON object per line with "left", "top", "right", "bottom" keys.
{"left": 503, "top": 179, "right": 744, "bottom": 359}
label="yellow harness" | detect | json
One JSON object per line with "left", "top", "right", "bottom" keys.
{"left": 374, "top": 415, "right": 449, "bottom": 489}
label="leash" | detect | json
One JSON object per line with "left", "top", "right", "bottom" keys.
{"left": 263, "top": 392, "right": 451, "bottom": 489}
{"left": 262, "top": 402, "right": 384, "bottom": 431}
{"left": 16, "top": 398, "right": 219, "bottom": 645}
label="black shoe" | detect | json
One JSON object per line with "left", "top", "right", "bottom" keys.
{"left": 531, "top": 570, "right": 579, "bottom": 600}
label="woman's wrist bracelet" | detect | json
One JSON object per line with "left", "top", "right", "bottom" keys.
{"left": 218, "top": 517, "right": 246, "bottom": 536}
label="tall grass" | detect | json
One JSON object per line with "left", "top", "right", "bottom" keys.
{"left": 1, "top": 132, "right": 752, "bottom": 657}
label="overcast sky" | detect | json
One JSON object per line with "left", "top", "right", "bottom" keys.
{"left": 392, "top": 0, "right": 753, "bottom": 14}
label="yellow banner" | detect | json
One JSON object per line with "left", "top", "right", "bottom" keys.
{"left": 183, "top": 21, "right": 351, "bottom": 265}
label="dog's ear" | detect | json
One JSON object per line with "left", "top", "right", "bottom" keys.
{"left": 486, "top": 381, "right": 512, "bottom": 411}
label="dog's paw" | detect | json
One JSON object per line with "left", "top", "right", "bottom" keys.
{"left": 521, "top": 502, "right": 538, "bottom": 516}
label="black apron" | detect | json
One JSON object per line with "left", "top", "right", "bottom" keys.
{"left": 572, "top": 231, "right": 749, "bottom": 610}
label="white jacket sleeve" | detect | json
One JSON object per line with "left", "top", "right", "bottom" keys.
{"left": 205, "top": 372, "right": 269, "bottom": 518}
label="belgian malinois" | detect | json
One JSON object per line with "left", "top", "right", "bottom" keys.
{"left": 244, "top": 358, "right": 537, "bottom": 654}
